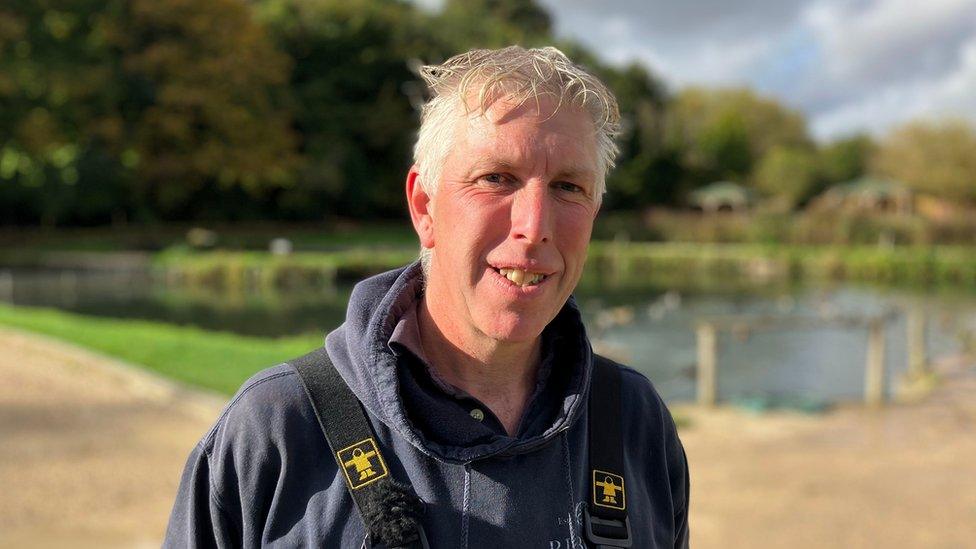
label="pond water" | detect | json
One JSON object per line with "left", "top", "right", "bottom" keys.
{"left": 3, "top": 267, "right": 975, "bottom": 406}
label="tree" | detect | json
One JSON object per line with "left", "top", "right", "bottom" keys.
{"left": 436, "top": 0, "right": 553, "bottom": 49}
{"left": 818, "top": 133, "right": 874, "bottom": 184}
{"left": 0, "top": 0, "right": 297, "bottom": 225}
{"left": 596, "top": 62, "right": 678, "bottom": 208}
{"left": 256, "top": 0, "right": 677, "bottom": 217}
{"left": 0, "top": 0, "right": 131, "bottom": 225}
{"left": 872, "top": 119, "right": 976, "bottom": 203}
{"left": 257, "top": 0, "right": 449, "bottom": 219}
{"left": 665, "top": 87, "right": 812, "bottom": 186}
{"left": 122, "top": 0, "right": 298, "bottom": 218}
{"left": 753, "top": 146, "right": 822, "bottom": 209}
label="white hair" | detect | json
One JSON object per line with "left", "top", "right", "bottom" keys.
{"left": 412, "top": 46, "right": 621, "bottom": 274}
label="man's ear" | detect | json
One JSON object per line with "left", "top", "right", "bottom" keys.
{"left": 406, "top": 166, "right": 435, "bottom": 249}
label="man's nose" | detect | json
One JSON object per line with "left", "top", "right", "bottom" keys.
{"left": 509, "top": 184, "right": 552, "bottom": 244}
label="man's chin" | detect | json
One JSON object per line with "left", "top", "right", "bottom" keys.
{"left": 477, "top": 313, "right": 550, "bottom": 345}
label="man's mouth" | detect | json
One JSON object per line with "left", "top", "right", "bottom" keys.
{"left": 495, "top": 267, "right": 548, "bottom": 288}
{"left": 494, "top": 267, "right": 548, "bottom": 287}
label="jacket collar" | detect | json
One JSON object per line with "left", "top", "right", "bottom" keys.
{"left": 325, "top": 262, "right": 593, "bottom": 463}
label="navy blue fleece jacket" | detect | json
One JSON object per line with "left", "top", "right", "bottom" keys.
{"left": 164, "top": 263, "right": 689, "bottom": 548}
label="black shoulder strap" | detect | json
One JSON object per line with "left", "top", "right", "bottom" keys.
{"left": 585, "top": 355, "right": 633, "bottom": 548}
{"left": 289, "top": 348, "right": 428, "bottom": 549}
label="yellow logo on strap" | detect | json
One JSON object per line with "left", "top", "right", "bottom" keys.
{"left": 337, "top": 438, "right": 389, "bottom": 490}
{"left": 592, "top": 469, "right": 626, "bottom": 511}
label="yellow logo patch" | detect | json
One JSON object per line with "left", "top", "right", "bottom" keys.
{"left": 592, "top": 469, "right": 626, "bottom": 511}
{"left": 337, "top": 438, "right": 389, "bottom": 490}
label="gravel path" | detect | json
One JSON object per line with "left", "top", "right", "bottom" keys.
{"left": 0, "top": 328, "right": 225, "bottom": 548}
{"left": 2, "top": 327, "right": 974, "bottom": 547}
{"left": 680, "top": 355, "right": 976, "bottom": 548}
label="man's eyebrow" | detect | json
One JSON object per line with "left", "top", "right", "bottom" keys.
{"left": 469, "top": 157, "right": 516, "bottom": 171}
{"left": 459, "top": 156, "right": 516, "bottom": 179}
{"left": 464, "top": 156, "right": 595, "bottom": 180}
{"left": 552, "top": 166, "right": 596, "bottom": 180}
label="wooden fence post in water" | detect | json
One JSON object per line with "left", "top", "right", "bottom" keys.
{"left": 697, "top": 322, "right": 718, "bottom": 407}
{"left": 864, "top": 319, "right": 886, "bottom": 407}
{"left": 907, "top": 307, "right": 929, "bottom": 378}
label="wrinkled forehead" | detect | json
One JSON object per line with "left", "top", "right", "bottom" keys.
{"left": 449, "top": 98, "right": 598, "bottom": 181}
{"left": 452, "top": 94, "right": 600, "bottom": 165}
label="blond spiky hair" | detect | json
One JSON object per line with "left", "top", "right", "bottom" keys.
{"left": 413, "top": 45, "right": 621, "bottom": 197}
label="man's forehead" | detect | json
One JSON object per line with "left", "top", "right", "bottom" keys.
{"left": 456, "top": 97, "right": 596, "bottom": 144}
{"left": 447, "top": 115, "right": 597, "bottom": 181}
{"left": 463, "top": 150, "right": 597, "bottom": 180}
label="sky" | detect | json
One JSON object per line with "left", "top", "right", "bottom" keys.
{"left": 416, "top": 0, "right": 976, "bottom": 141}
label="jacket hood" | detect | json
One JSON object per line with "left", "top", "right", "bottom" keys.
{"left": 325, "top": 262, "right": 593, "bottom": 464}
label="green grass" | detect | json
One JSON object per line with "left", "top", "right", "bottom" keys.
{"left": 0, "top": 303, "right": 322, "bottom": 395}
{"left": 147, "top": 242, "right": 976, "bottom": 293}
{"left": 585, "top": 242, "right": 976, "bottom": 288}
{"left": 152, "top": 247, "right": 418, "bottom": 290}
{"left": 153, "top": 247, "right": 417, "bottom": 272}
{"left": 0, "top": 222, "right": 418, "bottom": 252}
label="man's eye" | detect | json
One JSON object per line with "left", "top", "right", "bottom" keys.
{"left": 482, "top": 173, "right": 509, "bottom": 185}
{"left": 555, "top": 181, "right": 584, "bottom": 193}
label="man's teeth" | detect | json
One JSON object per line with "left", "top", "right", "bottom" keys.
{"left": 498, "top": 268, "right": 545, "bottom": 286}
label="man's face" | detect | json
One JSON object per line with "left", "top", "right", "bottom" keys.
{"left": 409, "top": 97, "right": 600, "bottom": 345}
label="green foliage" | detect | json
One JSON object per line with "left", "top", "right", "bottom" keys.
{"left": 257, "top": 0, "right": 448, "bottom": 219}
{"left": 699, "top": 111, "right": 752, "bottom": 177}
{"left": 599, "top": 63, "right": 677, "bottom": 208}
{"left": 0, "top": 221, "right": 420, "bottom": 252}
{"left": 585, "top": 242, "right": 976, "bottom": 289}
{"left": 436, "top": 0, "right": 553, "bottom": 48}
{"left": 666, "top": 87, "right": 812, "bottom": 188}
{"left": 590, "top": 208, "right": 976, "bottom": 247}
{"left": 753, "top": 146, "right": 823, "bottom": 208}
{"left": 123, "top": 0, "right": 298, "bottom": 215}
{"left": 0, "top": 0, "right": 131, "bottom": 225}
{"left": 818, "top": 133, "right": 874, "bottom": 184}
{"left": 0, "top": 0, "right": 297, "bottom": 225}
{"left": 1, "top": 0, "right": 880, "bottom": 225}
{"left": 154, "top": 247, "right": 418, "bottom": 289}
{"left": 249, "top": 0, "right": 676, "bottom": 217}
{"left": 0, "top": 302, "right": 321, "bottom": 394}
{"left": 872, "top": 119, "right": 976, "bottom": 203}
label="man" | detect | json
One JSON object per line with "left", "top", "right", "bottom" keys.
{"left": 165, "top": 46, "right": 689, "bottom": 548}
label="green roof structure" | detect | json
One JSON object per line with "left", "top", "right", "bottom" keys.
{"left": 814, "top": 177, "right": 913, "bottom": 214}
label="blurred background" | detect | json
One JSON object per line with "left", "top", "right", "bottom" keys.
{"left": 1, "top": 0, "right": 974, "bottom": 547}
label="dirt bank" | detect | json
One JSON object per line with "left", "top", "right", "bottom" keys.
{"left": 679, "top": 355, "right": 976, "bottom": 548}
{"left": 2, "top": 327, "right": 974, "bottom": 547}
{"left": 0, "top": 328, "right": 225, "bottom": 548}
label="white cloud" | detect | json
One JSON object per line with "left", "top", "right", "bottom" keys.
{"left": 804, "top": 0, "right": 975, "bottom": 81}
{"left": 410, "top": 0, "right": 976, "bottom": 138}
{"left": 658, "top": 37, "right": 779, "bottom": 87}
{"left": 540, "top": 1, "right": 791, "bottom": 87}
{"left": 802, "top": 0, "right": 976, "bottom": 138}
{"left": 812, "top": 35, "right": 976, "bottom": 138}
{"left": 811, "top": 80, "right": 933, "bottom": 138}
{"left": 410, "top": 0, "right": 443, "bottom": 12}
{"left": 539, "top": 0, "right": 809, "bottom": 39}
{"left": 938, "top": 38, "right": 976, "bottom": 112}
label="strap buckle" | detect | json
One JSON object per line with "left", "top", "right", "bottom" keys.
{"left": 584, "top": 506, "right": 632, "bottom": 548}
